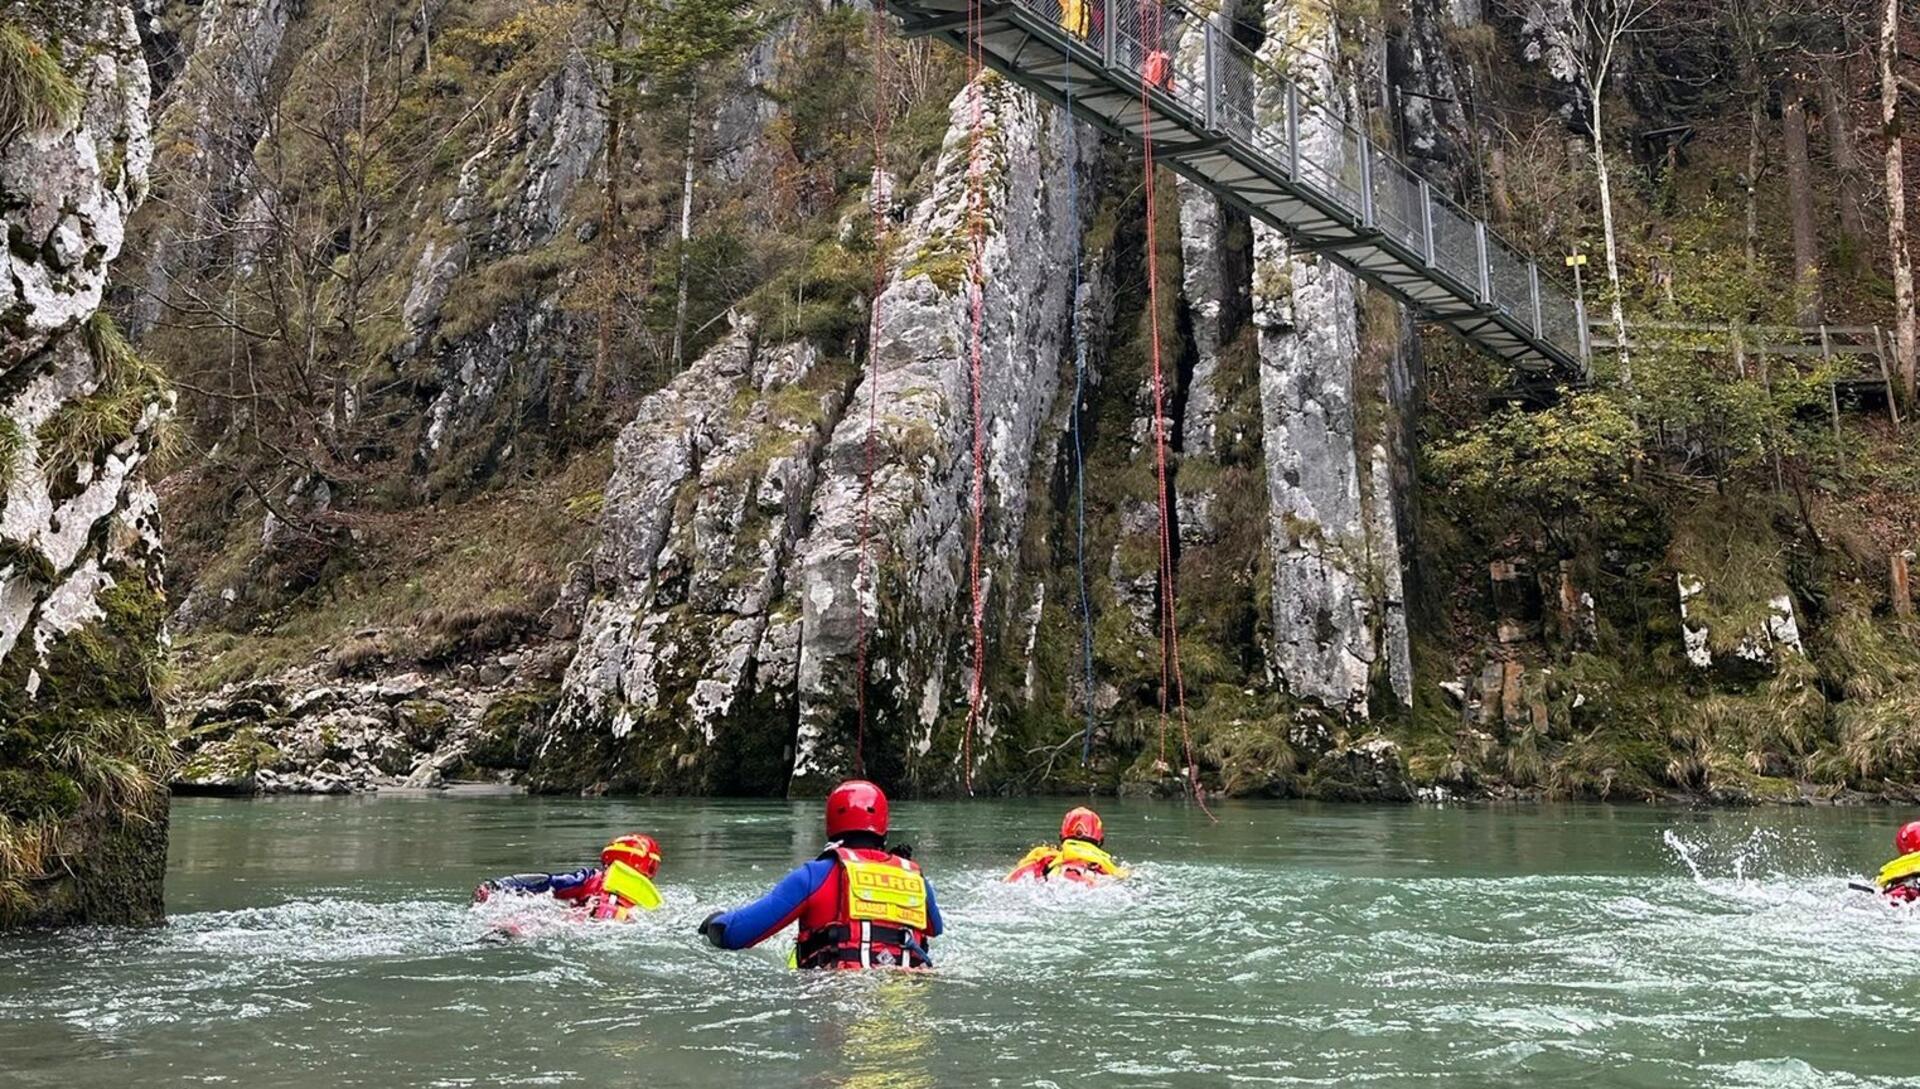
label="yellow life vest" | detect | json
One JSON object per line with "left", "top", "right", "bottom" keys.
{"left": 603, "top": 860, "right": 662, "bottom": 911}
{"left": 1058, "top": 0, "right": 1091, "bottom": 39}
{"left": 1051, "top": 838, "right": 1127, "bottom": 879}
{"left": 1008, "top": 844, "right": 1057, "bottom": 880}
{"left": 843, "top": 853, "right": 930, "bottom": 931}
{"left": 1877, "top": 851, "right": 1920, "bottom": 889}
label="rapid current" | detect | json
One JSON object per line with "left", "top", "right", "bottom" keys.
{"left": 3, "top": 795, "right": 1917, "bottom": 1087}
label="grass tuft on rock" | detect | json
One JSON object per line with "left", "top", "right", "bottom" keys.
{"left": 40, "top": 314, "right": 174, "bottom": 482}
{"left": 0, "top": 21, "right": 81, "bottom": 141}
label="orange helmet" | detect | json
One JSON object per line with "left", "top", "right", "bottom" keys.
{"left": 1897, "top": 821, "right": 1920, "bottom": 857}
{"left": 826, "top": 779, "right": 889, "bottom": 839}
{"left": 601, "top": 834, "right": 662, "bottom": 877}
{"left": 1060, "top": 806, "right": 1104, "bottom": 846}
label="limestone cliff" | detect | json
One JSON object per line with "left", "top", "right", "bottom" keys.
{"left": 1, "top": 0, "right": 170, "bottom": 926}
{"left": 135, "top": 0, "right": 1918, "bottom": 807}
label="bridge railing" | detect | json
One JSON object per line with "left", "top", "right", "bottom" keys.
{"left": 1004, "top": 0, "right": 1588, "bottom": 374}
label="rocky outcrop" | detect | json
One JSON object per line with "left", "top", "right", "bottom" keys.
{"left": 542, "top": 75, "right": 1085, "bottom": 795}
{"left": 1250, "top": 6, "right": 1412, "bottom": 723}
{"left": 1676, "top": 573, "right": 1805, "bottom": 673}
{"left": 0, "top": 3, "right": 170, "bottom": 927}
{"left": 788, "top": 75, "right": 1081, "bottom": 791}
{"left": 537, "top": 324, "right": 848, "bottom": 794}
{"left": 123, "top": 0, "right": 294, "bottom": 339}
{"left": 173, "top": 650, "right": 567, "bottom": 795}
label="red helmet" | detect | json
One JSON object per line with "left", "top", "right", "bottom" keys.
{"left": 1897, "top": 821, "right": 1920, "bottom": 857}
{"left": 1061, "top": 806, "right": 1104, "bottom": 846}
{"left": 826, "top": 779, "right": 889, "bottom": 839}
{"left": 602, "top": 834, "right": 663, "bottom": 877}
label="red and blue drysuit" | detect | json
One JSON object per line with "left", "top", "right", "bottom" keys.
{"left": 701, "top": 847, "right": 944, "bottom": 968}
{"left": 475, "top": 868, "right": 632, "bottom": 920}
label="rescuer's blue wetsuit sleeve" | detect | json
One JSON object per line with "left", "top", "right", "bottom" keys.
{"left": 924, "top": 879, "right": 944, "bottom": 938}
{"left": 487, "top": 867, "right": 597, "bottom": 896}
{"left": 708, "top": 859, "right": 837, "bottom": 949}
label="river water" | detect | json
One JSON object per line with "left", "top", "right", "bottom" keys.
{"left": 3, "top": 795, "right": 1918, "bottom": 1087}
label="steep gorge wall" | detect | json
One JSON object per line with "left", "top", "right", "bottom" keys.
{"left": 538, "top": 24, "right": 1440, "bottom": 797}
{"left": 1, "top": 0, "right": 170, "bottom": 925}
{"left": 542, "top": 76, "right": 1087, "bottom": 794}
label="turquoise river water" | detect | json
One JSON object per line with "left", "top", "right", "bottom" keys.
{"left": 3, "top": 795, "right": 1919, "bottom": 1087}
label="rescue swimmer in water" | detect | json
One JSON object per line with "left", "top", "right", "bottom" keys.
{"left": 698, "top": 779, "right": 943, "bottom": 968}
{"left": 1005, "top": 806, "right": 1129, "bottom": 885}
{"left": 473, "top": 833, "right": 664, "bottom": 921}
{"left": 1871, "top": 821, "right": 1920, "bottom": 903}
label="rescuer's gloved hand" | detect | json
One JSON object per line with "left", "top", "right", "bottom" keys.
{"left": 698, "top": 911, "right": 726, "bottom": 948}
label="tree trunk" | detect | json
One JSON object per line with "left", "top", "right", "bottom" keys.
{"left": 1486, "top": 145, "right": 1513, "bottom": 225}
{"left": 1782, "top": 87, "right": 1824, "bottom": 326}
{"left": 1885, "top": 0, "right": 1916, "bottom": 403}
{"left": 1744, "top": 92, "right": 1762, "bottom": 276}
{"left": 670, "top": 104, "right": 697, "bottom": 373}
{"left": 1591, "top": 96, "right": 1630, "bottom": 385}
{"left": 1817, "top": 56, "right": 1871, "bottom": 276}
{"left": 581, "top": 102, "right": 622, "bottom": 418}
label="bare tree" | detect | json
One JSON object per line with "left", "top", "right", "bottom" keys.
{"left": 1883, "top": 0, "right": 1915, "bottom": 401}
{"left": 1553, "top": 0, "right": 1666, "bottom": 385}
{"left": 581, "top": 0, "right": 642, "bottom": 417}
{"left": 1816, "top": 52, "right": 1871, "bottom": 275}
{"left": 1782, "top": 83, "right": 1824, "bottom": 324}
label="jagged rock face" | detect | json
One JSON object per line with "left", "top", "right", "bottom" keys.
{"left": 0, "top": 3, "right": 170, "bottom": 927}
{"left": 545, "top": 75, "right": 1083, "bottom": 794}
{"left": 123, "top": 0, "right": 293, "bottom": 339}
{"left": 417, "top": 49, "right": 605, "bottom": 460}
{"left": 1177, "top": 179, "right": 1229, "bottom": 459}
{"left": 3, "top": 11, "right": 152, "bottom": 366}
{"left": 1389, "top": 0, "right": 1477, "bottom": 189}
{"left": 539, "top": 325, "right": 847, "bottom": 793}
{"left": 1250, "top": 6, "right": 1411, "bottom": 721}
{"left": 789, "top": 76, "right": 1079, "bottom": 791}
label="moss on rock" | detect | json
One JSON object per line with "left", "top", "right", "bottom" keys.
{"left": 0, "top": 575, "right": 171, "bottom": 926}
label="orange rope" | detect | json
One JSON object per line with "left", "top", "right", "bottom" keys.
{"left": 1135, "top": 0, "right": 1212, "bottom": 821}
{"left": 960, "top": 0, "right": 989, "bottom": 796}
{"left": 852, "top": 0, "right": 894, "bottom": 778}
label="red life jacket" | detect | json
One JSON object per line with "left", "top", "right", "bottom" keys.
{"left": 795, "top": 848, "right": 933, "bottom": 970}
{"left": 552, "top": 871, "right": 642, "bottom": 921}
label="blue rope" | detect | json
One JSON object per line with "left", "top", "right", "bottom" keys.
{"left": 1065, "top": 43, "right": 1095, "bottom": 768}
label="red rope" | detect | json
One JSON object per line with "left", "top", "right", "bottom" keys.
{"left": 1136, "top": 0, "right": 1212, "bottom": 821}
{"left": 960, "top": 0, "right": 988, "bottom": 796}
{"left": 853, "top": 0, "right": 894, "bottom": 779}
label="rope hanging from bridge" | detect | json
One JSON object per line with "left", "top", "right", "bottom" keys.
{"left": 960, "top": 0, "right": 991, "bottom": 795}
{"left": 1065, "top": 52, "right": 1096, "bottom": 770}
{"left": 1134, "top": 0, "right": 1210, "bottom": 820}
{"left": 853, "top": 0, "right": 896, "bottom": 778}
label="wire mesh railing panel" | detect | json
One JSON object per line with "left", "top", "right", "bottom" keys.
{"left": 1429, "top": 193, "right": 1480, "bottom": 292}
{"left": 1022, "top": 0, "right": 1070, "bottom": 37}
{"left": 1295, "top": 101, "right": 1362, "bottom": 213}
{"left": 1369, "top": 147, "right": 1425, "bottom": 255}
{"left": 1487, "top": 237, "right": 1533, "bottom": 326}
{"left": 1211, "top": 31, "right": 1258, "bottom": 143}
{"left": 1159, "top": 14, "right": 1206, "bottom": 117}
{"left": 1110, "top": 0, "right": 1144, "bottom": 78}
{"left": 1538, "top": 279, "right": 1582, "bottom": 361}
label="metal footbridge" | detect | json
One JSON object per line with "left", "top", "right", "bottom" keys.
{"left": 890, "top": 0, "right": 1591, "bottom": 380}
